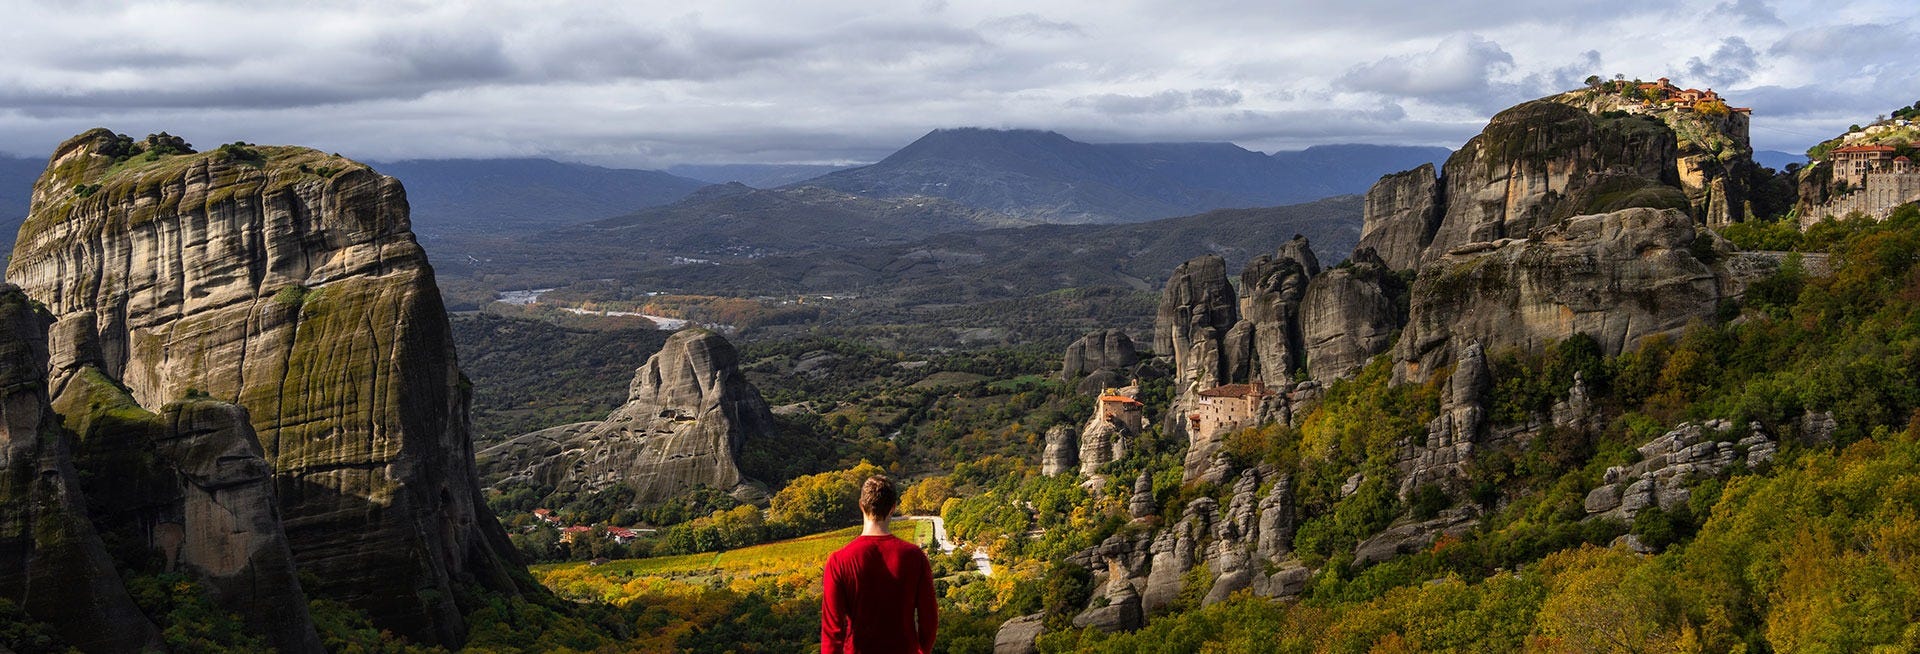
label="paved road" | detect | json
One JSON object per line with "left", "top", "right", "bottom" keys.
{"left": 906, "top": 516, "right": 992, "bottom": 576}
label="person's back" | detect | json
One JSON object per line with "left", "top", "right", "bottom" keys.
{"left": 821, "top": 476, "right": 937, "bottom": 653}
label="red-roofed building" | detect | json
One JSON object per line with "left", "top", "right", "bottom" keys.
{"left": 1832, "top": 144, "right": 1900, "bottom": 187}
{"left": 1096, "top": 388, "right": 1145, "bottom": 434}
{"left": 560, "top": 525, "right": 592, "bottom": 544}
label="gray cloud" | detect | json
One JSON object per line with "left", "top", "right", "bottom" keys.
{"left": 1711, "top": 0, "right": 1785, "bottom": 26}
{"left": 1075, "top": 88, "right": 1244, "bottom": 115}
{"left": 0, "top": 1, "right": 1914, "bottom": 162}
{"left": 1339, "top": 34, "right": 1515, "bottom": 108}
{"left": 1687, "top": 37, "right": 1759, "bottom": 88}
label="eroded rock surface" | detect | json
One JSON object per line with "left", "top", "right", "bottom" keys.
{"left": 1061, "top": 329, "right": 1139, "bottom": 394}
{"left": 1358, "top": 164, "right": 1442, "bottom": 271}
{"left": 1583, "top": 420, "right": 1775, "bottom": 523}
{"left": 1301, "top": 249, "right": 1401, "bottom": 381}
{"left": 1395, "top": 207, "right": 1771, "bottom": 384}
{"left": 0, "top": 286, "right": 161, "bottom": 653}
{"left": 480, "top": 328, "right": 773, "bottom": 504}
{"left": 10, "top": 130, "right": 527, "bottom": 646}
{"left": 1042, "top": 424, "right": 1078, "bottom": 476}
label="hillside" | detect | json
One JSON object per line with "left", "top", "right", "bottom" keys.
{"left": 628, "top": 195, "right": 1364, "bottom": 298}
{"left": 667, "top": 162, "right": 859, "bottom": 187}
{"left": 372, "top": 157, "right": 707, "bottom": 238}
{"left": 802, "top": 128, "right": 1445, "bottom": 223}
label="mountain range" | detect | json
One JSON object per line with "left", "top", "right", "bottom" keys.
{"left": 368, "top": 158, "right": 709, "bottom": 238}
{"left": 666, "top": 163, "right": 858, "bottom": 188}
{"left": 802, "top": 128, "right": 1449, "bottom": 223}
{"left": 0, "top": 154, "right": 44, "bottom": 254}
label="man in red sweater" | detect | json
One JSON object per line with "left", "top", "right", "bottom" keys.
{"left": 821, "top": 475, "right": 938, "bottom": 653}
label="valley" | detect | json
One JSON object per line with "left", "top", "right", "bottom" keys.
{"left": 0, "top": 31, "right": 1918, "bottom": 654}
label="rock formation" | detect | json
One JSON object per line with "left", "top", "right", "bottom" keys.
{"left": 1358, "top": 164, "right": 1442, "bottom": 271}
{"left": 1395, "top": 341, "right": 1491, "bottom": 498}
{"left": 1556, "top": 86, "right": 1766, "bottom": 227}
{"left": 1236, "top": 243, "right": 1314, "bottom": 388}
{"left": 1583, "top": 420, "right": 1775, "bottom": 523}
{"left": 1042, "top": 424, "right": 1078, "bottom": 476}
{"left": 1060, "top": 329, "right": 1139, "bottom": 395}
{"left": 1358, "top": 91, "right": 1770, "bottom": 275}
{"left": 1394, "top": 207, "right": 1772, "bottom": 384}
{"left": 1422, "top": 100, "right": 1684, "bottom": 261}
{"left": 1300, "top": 248, "right": 1401, "bottom": 381}
{"left": 0, "top": 285, "right": 161, "bottom": 652}
{"left": 1255, "top": 474, "right": 1296, "bottom": 562}
{"left": 480, "top": 328, "right": 774, "bottom": 503}
{"left": 1127, "top": 471, "right": 1156, "bottom": 520}
{"left": 54, "top": 365, "right": 324, "bottom": 653}
{"left": 1078, "top": 384, "right": 1144, "bottom": 479}
{"left": 994, "top": 613, "right": 1045, "bottom": 654}
{"left": 1156, "top": 255, "right": 1240, "bottom": 414}
{"left": 9, "top": 129, "right": 528, "bottom": 647}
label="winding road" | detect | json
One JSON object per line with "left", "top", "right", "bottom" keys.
{"left": 907, "top": 516, "right": 992, "bottom": 576}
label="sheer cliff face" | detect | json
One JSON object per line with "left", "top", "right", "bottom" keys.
{"left": 9, "top": 129, "right": 524, "bottom": 647}
{"left": 1393, "top": 207, "right": 1761, "bottom": 383}
{"left": 1426, "top": 100, "right": 1682, "bottom": 260}
{"left": 0, "top": 286, "right": 161, "bottom": 653}
{"left": 479, "top": 328, "right": 774, "bottom": 504}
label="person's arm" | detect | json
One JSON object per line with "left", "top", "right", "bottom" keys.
{"left": 916, "top": 548, "right": 938, "bottom": 654}
{"left": 822, "top": 555, "right": 850, "bottom": 654}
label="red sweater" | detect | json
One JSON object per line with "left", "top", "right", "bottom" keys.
{"left": 821, "top": 534, "right": 938, "bottom": 653}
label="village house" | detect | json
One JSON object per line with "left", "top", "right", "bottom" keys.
{"left": 532, "top": 508, "right": 561, "bottom": 525}
{"left": 559, "top": 525, "right": 592, "bottom": 544}
{"left": 1188, "top": 382, "right": 1275, "bottom": 444}
{"left": 605, "top": 527, "right": 640, "bottom": 544}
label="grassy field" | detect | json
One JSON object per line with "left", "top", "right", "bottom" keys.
{"left": 534, "top": 521, "right": 919, "bottom": 582}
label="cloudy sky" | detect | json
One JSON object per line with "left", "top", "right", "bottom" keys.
{"left": 0, "top": 0, "right": 1910, "bottom": 166}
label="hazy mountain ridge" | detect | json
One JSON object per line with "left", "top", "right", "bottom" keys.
{"left": 372, "top": 157, "right": 708, "bottom": 237}
{"left": 0, "top": 154, "right": 43, "bottom": 249}
{"left": 667, "top": 163, "right": 860, "bottom": 187}
{"left": 802, "top": 128, "right": 1448, "bottom": 223}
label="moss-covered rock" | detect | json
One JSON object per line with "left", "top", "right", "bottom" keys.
{"left": 9, "top": 129, "right": 532, "bottom": 648}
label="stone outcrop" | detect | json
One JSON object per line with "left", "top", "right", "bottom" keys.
{"left": 1061, "top": 329, "right": 1138, "bottom": 394}
{"left": 9, "top": 130, "right": 528, "bottom": 647}
{"left": 1394, "top": 207, "right": 1773, "bottom": 384}
{"left": 1358, "top": 164, "right": 1442, "bottom": 271}
{"left": 1255, "top": 474, "right": 1295, "bottom": 561}
{"left": 1423, "top": 100, "right": 1684, "bottom": 260}
{"left": 1583, "top": 420, "right": 1775, "bottom": 523}
{"left": 54, "top": 363, "right": 323, "bottom": 654}
{"left": 1236, "top": 243, "right": 1314, "bottom": 388}
{"left": 1353, "top": 507, "right": 1480, "bottom": 566}
{"left": 1158, "top": 238, "right": 1394, "bottom": 481}
{"left": 1128, "top": 472, "right": 1156, "bottom": 520}
{"left": 1300, "top": 249, "right": 1401, "bottom": 381}
{"left": 994, "top": 613, "right": 1045, "bottom": 654}
{"left": 480, "top": 328, "right": 773, "bottom": 503}
{"left": 1555, "top": 87, "right": 1766, "bottom": 227}
{"left": 1157, "top": 255, "right": 1240, "bottom": 414}
{"left": 0, "top": 286, "right": 161, "bottom": 653}
{"left": 1395, "top": 341, "right": 1491, "bottom": 498}
{"left": 1042, "top": 425, "right": 1078, "bottom": 476}
{"left": 1077, "top": 384, "right": 1143, "bottom": 479}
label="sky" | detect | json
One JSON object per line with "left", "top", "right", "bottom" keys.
{"left": 0, "top": 0, "right": 1911, "bottom": 167}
